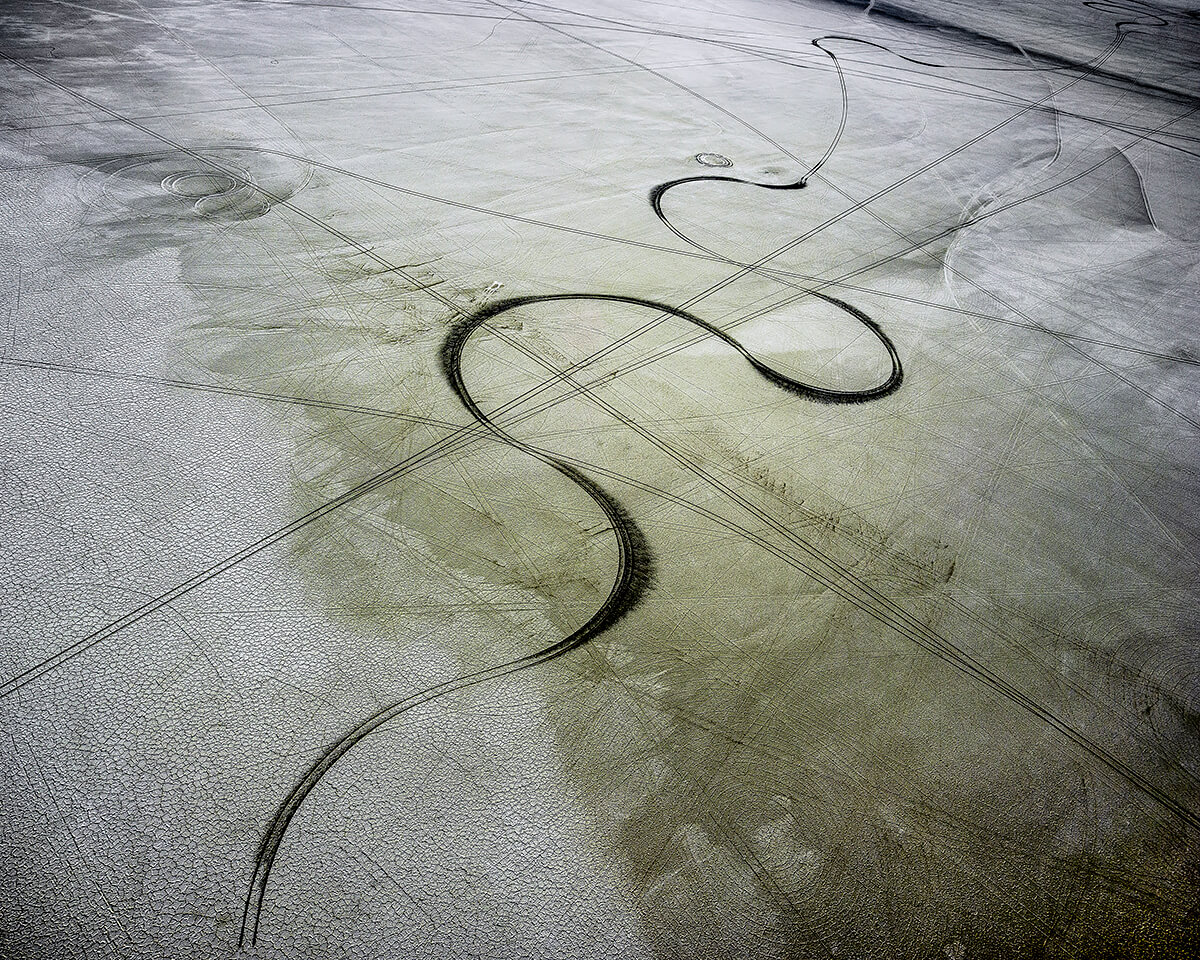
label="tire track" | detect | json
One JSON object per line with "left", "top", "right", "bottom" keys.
{"left": 241, "top": 289, "right": 899, "bottom": 943}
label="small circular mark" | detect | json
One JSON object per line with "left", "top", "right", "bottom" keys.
{"left": 694, "top": 152, "right": 733, "bottom": 168}
{"left": 162, "top": 172, "right": 239, "bottom": 199}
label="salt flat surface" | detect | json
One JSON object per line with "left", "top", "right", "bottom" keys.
{"left": 1, "top": 1, "right": 1198, "bottom": 957}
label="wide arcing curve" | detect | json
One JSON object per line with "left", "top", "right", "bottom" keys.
{"left": 239, "top": 10, "right": 1153, "bottom": 940}
{"left": 241, "top": 289, "right": 902, "bottom": 945}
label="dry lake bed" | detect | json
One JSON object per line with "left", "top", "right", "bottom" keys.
{"left": 2, "top": 0, "right": 1199, "bottom": 957}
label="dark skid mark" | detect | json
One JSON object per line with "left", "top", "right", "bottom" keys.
{"left": 244, "top": 280, "right": 901, "bottom": 943}
{"left": 242, "top": 8, "right": 1174, "bottom": 941}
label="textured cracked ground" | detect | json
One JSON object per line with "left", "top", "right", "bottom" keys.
{"left": 2, "top": 1, "right": 1199, "bottom": 958}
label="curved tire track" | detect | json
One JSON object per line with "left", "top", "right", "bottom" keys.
{"left": 241, "top": 286, "right": 900, "bottom": 943}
